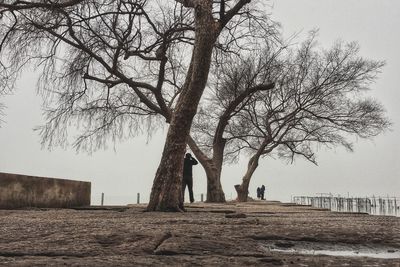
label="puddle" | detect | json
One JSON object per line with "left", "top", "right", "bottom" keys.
{"left": 269, "top": 247, "right": 400, "bottom": 259}
{"left": 263, "top": 241, "right": 400, "bottom": 259}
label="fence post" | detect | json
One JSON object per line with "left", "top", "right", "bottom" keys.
{"left": 101, "top": 192, "right": 104, "bottom": 206}
{"left": 137, "top": 193, "right": 140, "bottom": 204}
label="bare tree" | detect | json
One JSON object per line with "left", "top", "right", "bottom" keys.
{"left": 227, "top": 36, "right": 390, "bottom": 201}
{"left": 0, "top": 0, "right": 269, "bottom": 211}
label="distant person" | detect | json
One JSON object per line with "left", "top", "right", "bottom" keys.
{"left": 260, "top": 185, "right": 266, "bottom": 200}
{"left": 257, "top": 187, "right": 261, "bottom": 199}
{"left": 182, "top": 153, "right": 198, "bottom": 203}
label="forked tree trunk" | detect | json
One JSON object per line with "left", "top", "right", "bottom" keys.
{"left": 147, "top": 2, "right": 217, "bottom": 211}
{"left": 188, "top": 84, "right": 275, "bottom": 202}
{"left": 188, "top": 137, "right": 226, "bottom": 203}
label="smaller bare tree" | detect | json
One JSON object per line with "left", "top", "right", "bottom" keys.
{"left": 225, "top": 35, "right": 390, "bottom": 201}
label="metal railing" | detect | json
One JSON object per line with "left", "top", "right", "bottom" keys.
{"left": 292, "top": 195, "right": 400, "bottom": 217}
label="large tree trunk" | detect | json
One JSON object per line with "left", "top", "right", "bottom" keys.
{"left": 146, "top": 118, "right": 191, "bottom": 211}
{"left": 147, "top": 1, "right": 217, "bottom": 211}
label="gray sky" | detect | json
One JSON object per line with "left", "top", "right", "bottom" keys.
{"left": 0, "top": 0, "right": 399, "bottom": 204}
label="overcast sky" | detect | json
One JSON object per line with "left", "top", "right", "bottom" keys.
{"left": 0, "top": 0, "right": 399, "bottom": 205}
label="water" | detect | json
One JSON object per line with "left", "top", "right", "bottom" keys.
{"left": 270, "top": 248, "right": 400, "bottom": 259}
{"left": 264, "top": 241, "right": 400, "bottom": 259}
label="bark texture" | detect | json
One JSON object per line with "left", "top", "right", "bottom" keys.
{"left": 206, "top": 172, "right": 225, "bottom": 202}
{"left": 205, "top": 140, "right": 226, "bottom": 202}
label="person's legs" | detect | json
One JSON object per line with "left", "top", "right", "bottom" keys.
{"left": 182, "top": 179, "right": 187, "bottom": 203}
{"left": 187, "top": 177, "right": 194, "bottom": 203}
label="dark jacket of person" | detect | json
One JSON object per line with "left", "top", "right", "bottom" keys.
{"left": 183, "top": 155, "right": 198, "bottom": 178}
{"left": 260, "top": 185, "right": 266, "bottom": 200}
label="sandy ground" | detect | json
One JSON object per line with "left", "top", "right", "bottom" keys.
{"left": 0, "top": 201, "right": 399, "bottom": 266}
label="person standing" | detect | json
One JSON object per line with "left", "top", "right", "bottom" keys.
{"left": 182, "top": 153, "right": 198, "bottom": 203}
{"left": 257, "top": 187, "right": 261, "bottom": 199}
{"left": 260, "top": 185, "right": 266, "bottom": 200}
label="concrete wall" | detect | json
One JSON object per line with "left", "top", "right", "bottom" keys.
{"left": 0, "top": 172, "right": 91, "bottom": 209}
